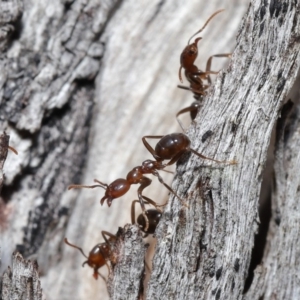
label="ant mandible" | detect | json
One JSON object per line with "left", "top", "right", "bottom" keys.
{"left": 131, "top": 196, "right": 162, "bottom": 237}
{"left": 178, "top": 9, "right": 231, "bottom": 119}
{"left": 64, "top": 231, "right": 117, "bottom": 281}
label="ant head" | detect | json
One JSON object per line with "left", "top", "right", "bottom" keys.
{"left": 101, "top": 179, "right": 131, "bottom": 206}
{"left": 179, "top": 37, "right": 202, "bottom": 82}
{"left": 179, "top": 9, "right": 224, "bottom": 83}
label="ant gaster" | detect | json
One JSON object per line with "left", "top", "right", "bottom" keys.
{"left": 64, "top": 231, "right": 117, "bottom": 281}
{"left": 178, "top": 9, "right": 231, "bottom": 119}
{"left": 131, "top": 197, "right": 162, "bottom": 237}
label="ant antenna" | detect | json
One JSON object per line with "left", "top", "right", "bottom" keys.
{"left": 187, "top": 9, "right": 225, "bottom": 44}
{"left": 64, "top": 238, "right": 88, "bottom": 259}
{"left": 68, "top": 179, "right": 108, "bottom": 190}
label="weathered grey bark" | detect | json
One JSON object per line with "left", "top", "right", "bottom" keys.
{"left": 2, "top": 0, "right": 300, "bottom": 299}
{"left": 107, "top": 225, "right": 146, "bottom": 300}
{"left": 0, "top": 0, "right": 248, "bottom": 298}
{"left": 1, "top": 252, "right": 42, "bottom": 300}
{"left": 146, "top": 1, "right": 300, "bottom": 299}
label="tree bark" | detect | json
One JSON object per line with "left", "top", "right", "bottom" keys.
{"left": 146, "top": 0, "right": 300, "bottom": 298}
{"left": 1, "top": 252, "right": 42, "bottom": 300}
{"left": 1, "top": 0, "right": 300, "bottom": 299}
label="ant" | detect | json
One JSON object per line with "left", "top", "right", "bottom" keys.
{"left": 131, "top": 196, "right": 162, "bottom": 237}
{"left": 64, "top": 231, "right": 117, "bottom": 281}
{"left": 69, "top": 126, "right": 235, "bottom": 231}
{"left": 68, "top": 163, "right": 172, "bottom": 233}
{"left": 178, "top": 9, "right": 231, "bottom": 119}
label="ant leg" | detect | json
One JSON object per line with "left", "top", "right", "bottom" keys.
{"left": 96, "top": 271, "right": 107, "bottom": 282}
{"left": 189, "top": 148, "right": 237, "bottom": 165}
{"left": 101, "top": 231, "right": 117, "bottom": 244}
{"left": 179, "top": 66, "right": 183, "bottom": 83}
{"left": 193, "top": 70, "right": 219, "bottom": 85}
{"left": 176, "top": 103, "right": 201, "bottom": 131}
{"left": 142, "top": 136, "right": 164, "bottom": 159}
{"left": 152, "top": 171, "right": 188, "bottom": 207}
{"left": 206, "top": 53, "right": 232, "bottom": 72}
{"left": 104, "top": 260, "right": 112, "bottom": 277}
{"left": 162, "top": 152, "right": 185, "bottom": 168}
{"left": 68, "top": 179, "right": 108, "bottom": 191}
{"left": 205, "top": 53, "right": 232, "bottom": 84}
{"left": 131, "top": 200, "right": 140, "bottom": 224}
{"left": 145, "top": 260, "right": 151, "bottom": 272}
{"left": 8, "top": 146, "right": 18, "bottom": 155}
{"left": 142, "top": 195, "right": 165, "bottom": 209}
{"left": 177, "top": 85, "right": 207, "bottom": 96}
{"left": 137, "top": 177, "right": 152, "bottom": 232}
{"left": 162, "top": 168, "right": 174, "bottom": 174}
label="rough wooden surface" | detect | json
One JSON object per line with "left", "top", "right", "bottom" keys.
{"left": 261, "top": 101, "right": 300, "bottom": 299}
{"left": 146, "top": 0, "right": 300, "bottom": 299}
{"left": 4, "top": 0, "right": 300, "bottom": 299}
{"left": 1, "top": 252, "right": 42, "bottom": 300}
{"left": 0, "top": 1, "right": 249, "bottom": 299}
{"left": 107, "top": 225, "right": 146, "bottom": 300}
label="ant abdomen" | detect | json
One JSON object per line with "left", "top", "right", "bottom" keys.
{"left": 155, "top": 133, "right": 190, "bottom": 160}
{"left": 137, "top": 209, "right": 162, "bottom": 234}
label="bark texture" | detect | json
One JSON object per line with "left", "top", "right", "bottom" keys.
{"left": 1, "top": 0, "right": 300, "bottom": 299}
{"left": 1, "top": 252, "right": 42, "bottom": 300}
{"left": 146, "top": 1, "right": 300, "bottom": 299}
{"left": 107, "top": 225, "right": 146, "bottom": 300}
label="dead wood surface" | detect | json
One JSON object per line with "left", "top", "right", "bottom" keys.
{"left": 107, "top": 225, "right": 146, "bottom": 300}
{"left": 1, "top": 252, "right": 42, "bottom": 300}
{"left": 146, "top": 1, "right": 300, "bottom": 299}
{"left": 2, "top": 0, "right": 300, "bottom": 299}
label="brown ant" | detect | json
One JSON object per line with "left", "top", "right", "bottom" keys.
{"left": 131, "top": 197, "right": 162, "bottom": 236}
{"left": 69, "top": 128, "right": 235, "bottom": 231}
{"left": 178, "top": 9, "right": 231, "bottom": 119}
{"left": 64, "top": 231, "right": 117, "bottom": 281}
{"left": 68, "top": 163, "right": 173, "bottom": 233}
